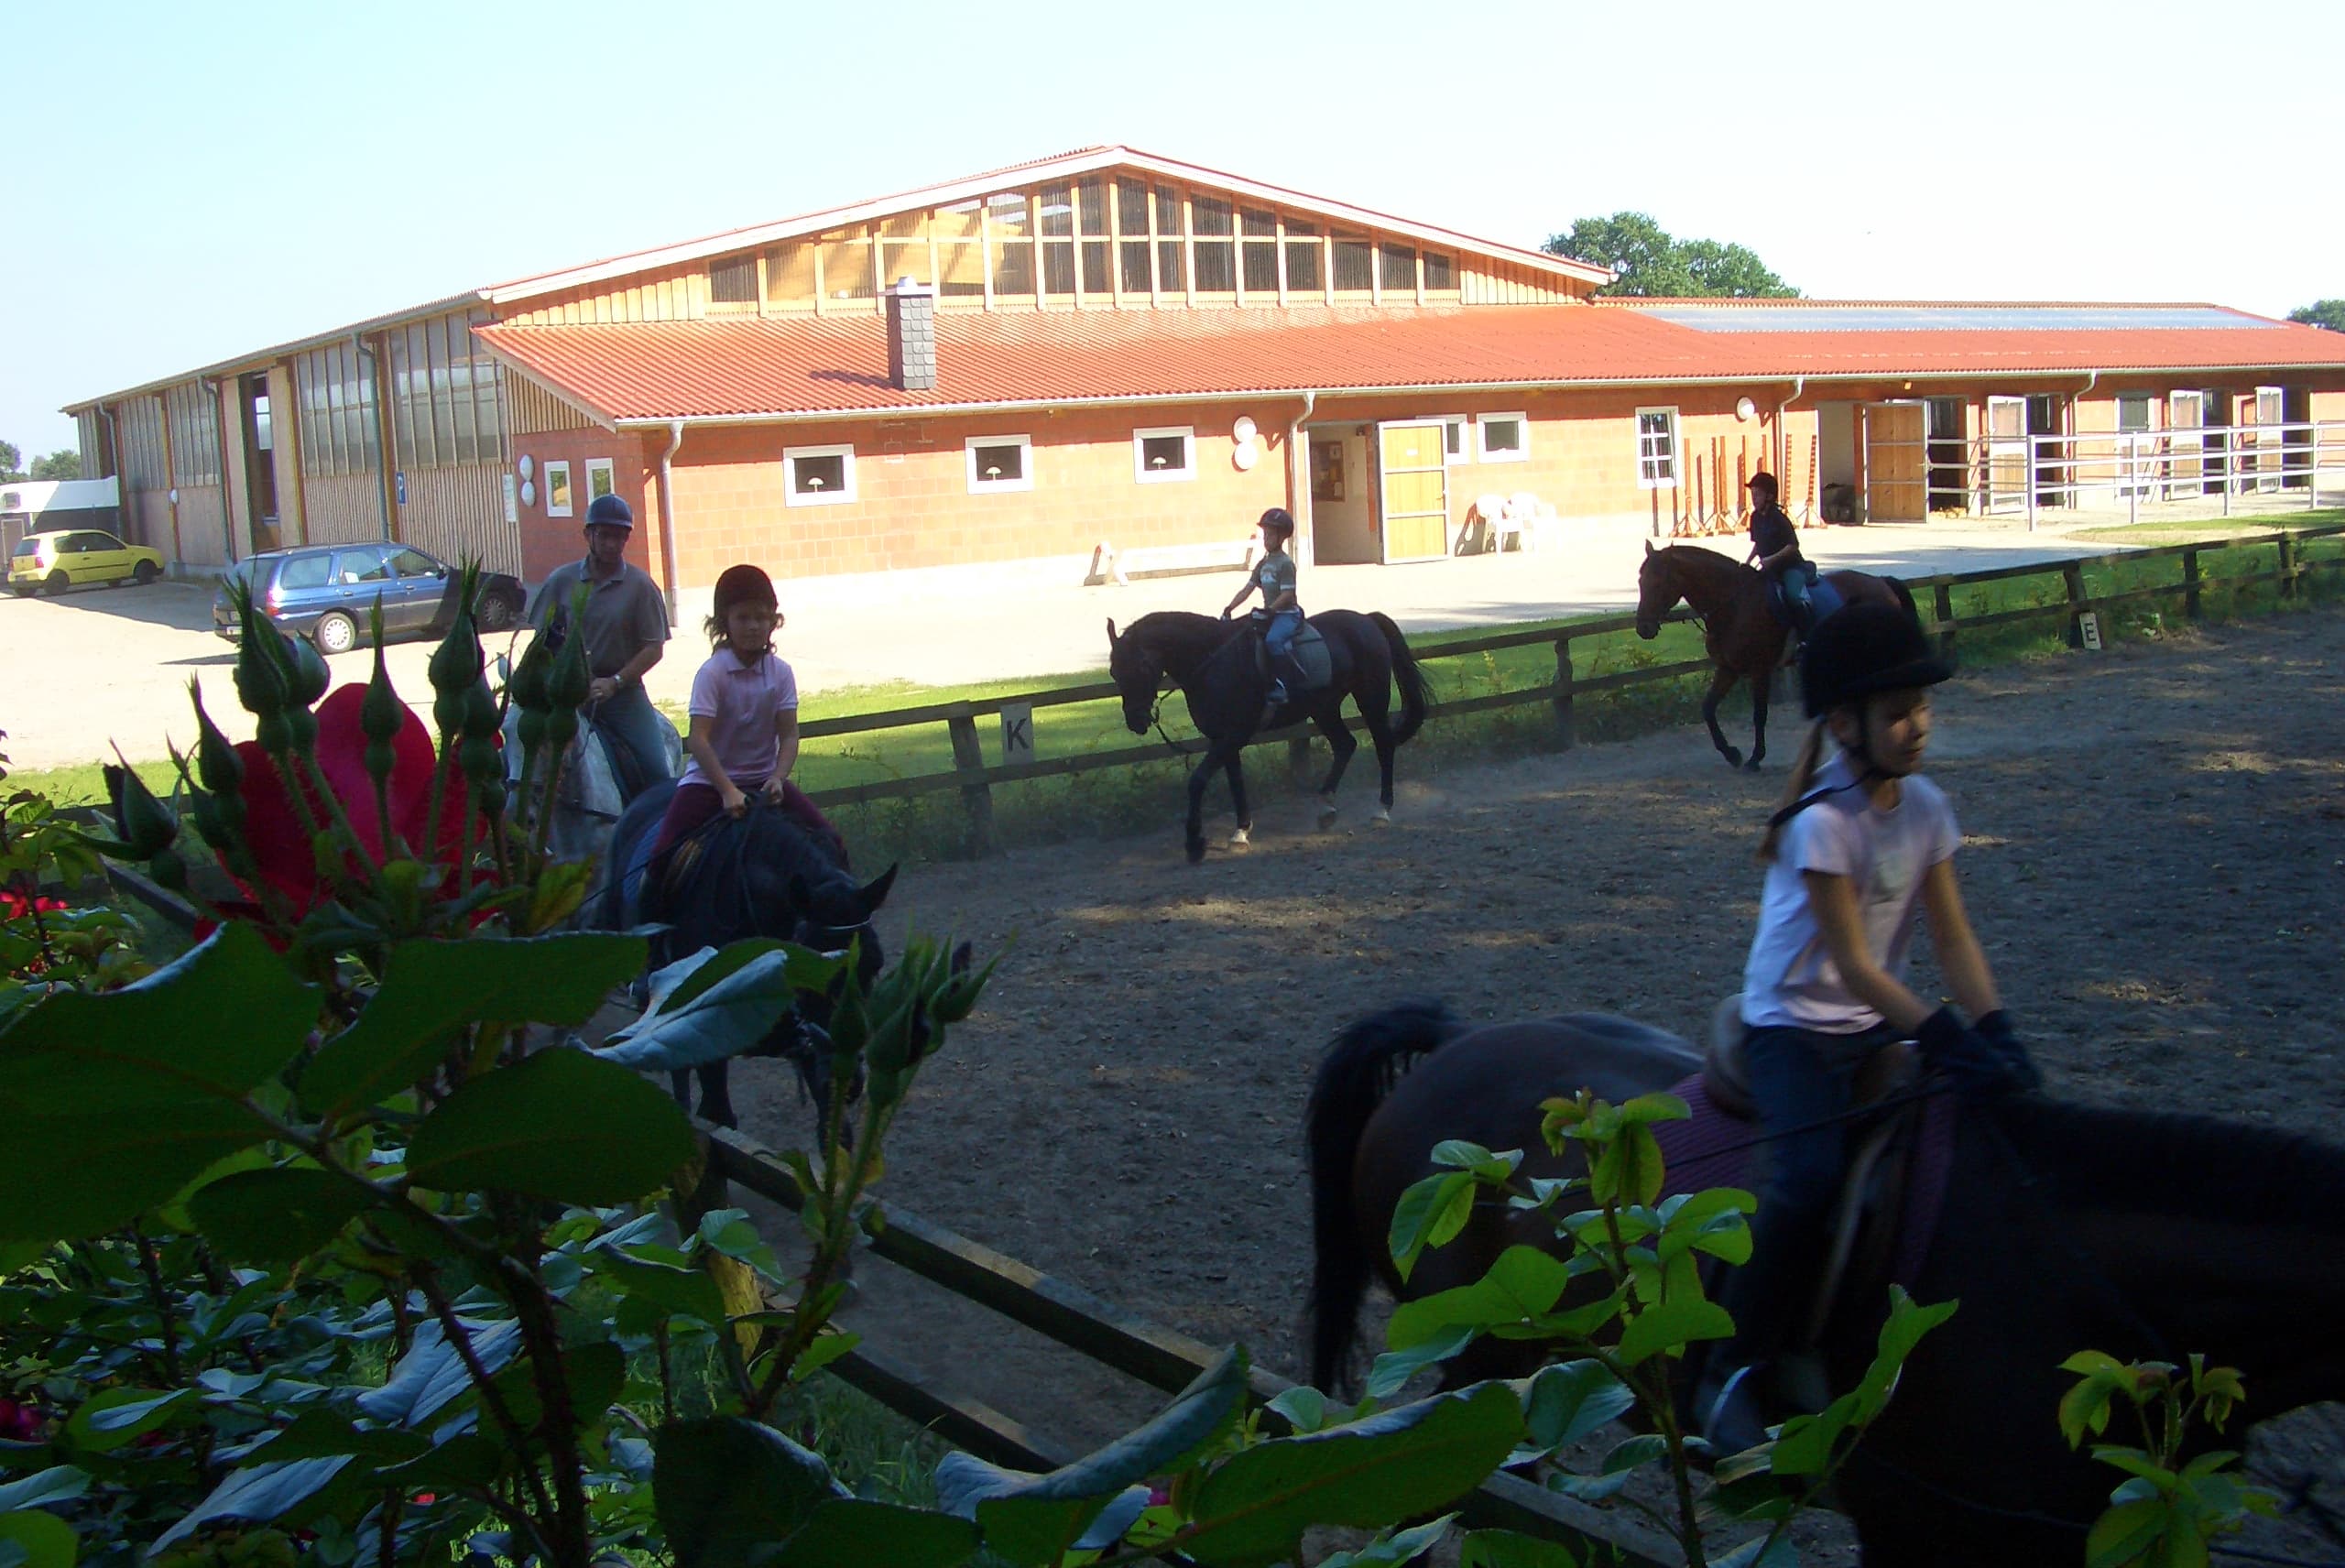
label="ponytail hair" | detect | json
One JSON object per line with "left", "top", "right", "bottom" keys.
{"left": 1757, "top": 720, "right": 1831, "bottom": 863}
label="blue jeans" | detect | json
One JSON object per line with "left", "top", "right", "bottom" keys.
{"left": 1714, "top": 1021, "right": 1899, "bottom": 1366}
{"left": 1263, "top": 609, "right": 1304, "bottom": 692}
{"left": 584, "top": 681, "right": 673, "bottom": 803}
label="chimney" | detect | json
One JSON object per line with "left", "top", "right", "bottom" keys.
{"left": 886, "top": 277, "right": 937, "bottom": 392}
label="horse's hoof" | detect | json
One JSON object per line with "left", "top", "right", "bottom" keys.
{"left": 1185, "top": 836, "right": 1207, "bottom": 864}
{"left": 1720, "top": 748, "right": 1744, "bottom": 768}
{"left": 1317, "top": 800, "right": 1340, "bottom": 828}
{"left": 1744, "top": 757, "right": 1765, "bottom": 772}
{"left": 1371, "top": 808, "right": 1392, "bottom": 827}
{"left": 1229, "top": 827, "right": 1251, "bottom": 849}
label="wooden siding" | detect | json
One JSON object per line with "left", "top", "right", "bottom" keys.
{"left": 172, "top": 485, "right": 230, "bottom": 569}
{"left": 267, "top": 365, "right": 306, "bottom": 547}
{"left": 128, "top": 489, "right": 173, "bottom": 557}
{"left": 302, "top": 474, "right": 385, "bottom": 547}
{"left": 501, "top": 264, "right": 705, "bottom": 327}
{"left": 398, "top": 462, "right": 520, "bottom": 574}
{"left": 506, "top": 374, "right": 603, "bottom": 435}
{"left": 1458, "top": 258, "right": 1586, "bottom": 304}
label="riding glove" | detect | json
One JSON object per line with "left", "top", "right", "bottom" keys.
{"left": 1973, "top": 1009, "right": 2044, "bottom": 1092}
{"left": 1915, "top": 1006, "right": 2023, "bottom": 1095}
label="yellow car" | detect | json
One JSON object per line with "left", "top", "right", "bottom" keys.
{"left": 7, "top": 528, "right": 167, "bottom": 596}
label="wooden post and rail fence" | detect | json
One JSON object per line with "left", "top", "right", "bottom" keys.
{"left": 791, "top": 523, "right": 2345, "bottom": 855}
{"left": 82, "top": 522, "right": 2344, "bottom": 1568}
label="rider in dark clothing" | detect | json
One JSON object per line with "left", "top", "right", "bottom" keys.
{"left": 1745, "top": 472, "right": 1817, "bottom": 635}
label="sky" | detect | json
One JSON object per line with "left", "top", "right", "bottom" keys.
{"left": 5, "top": 0, "right": 2340, "bottom": 460}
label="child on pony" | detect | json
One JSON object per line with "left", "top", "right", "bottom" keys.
{"left": 1220, "top": 506, "right": 1305, "bottom": 704}
{"left": 647, "top": 563, "right": 845, "bottom": 869}
{"left": 1699, "top": 602, "right": 2036, "bottom": 1454}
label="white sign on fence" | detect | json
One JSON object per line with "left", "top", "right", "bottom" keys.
{"left": 1000, "top": 702, "right": 1034, "bottom": 765}
{"left": 2078, "top": 611, "right": 2103, "bottom": 651}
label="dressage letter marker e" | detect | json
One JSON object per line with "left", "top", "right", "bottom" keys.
{"left": 1000, "top": 702, "right": 1034, "bottom": 765}
{"left": 2079, "top": 611, "right": 2103, "bottom": 651}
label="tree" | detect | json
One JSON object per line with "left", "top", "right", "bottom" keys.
{"left": 28, "top": 449, "right": 81, "bottom": 481}
{"left": 0, "top": 440, "right": 20, "bottom": 481}
{"left": 1544, "top": 212, "right": 1799, "bottom": 299}
{"left": 2287, "top": 299, "right": 2345, "bottom": 332}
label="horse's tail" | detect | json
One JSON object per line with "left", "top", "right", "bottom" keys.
{"left": 1304, "top": 996, "right": 1460, "bottom": 1393}
{"left": 1887, "top": 574, "right": 1918, "bottom": 619}
{"left": 1369, "top": 612, "right": 1431, "bottom": 747}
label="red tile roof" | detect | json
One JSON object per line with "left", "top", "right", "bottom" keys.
{"left": 476, "top": 302, "right": 2345, "bottom": 426}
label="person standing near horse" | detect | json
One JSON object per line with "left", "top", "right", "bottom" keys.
{"left": 1699, "top": 601, "right": 2037, "bottom": 1453}
{"left": 1220, "top": 507, "right": 1305, "bottom": 705}
{"left": 646, "top": 562, "right": 845, "bottom": 871}
{"left": 529, "top": 494, "right": 673, "bottom": 800}
{"left": 1744, "top": 471, "right": 1817, "bottom": 636}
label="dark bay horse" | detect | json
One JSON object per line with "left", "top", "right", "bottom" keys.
{"left": 1306, "top": 1001, "right": 2345, "bottom": 1566}
{"left": 1635, "top": 543, "right": 1915, "bottom": 769}
{"left": 1107, "top": 609, "right": 1429, "bottom": 863}
{"left": 599, "top": 779, "right": 896, "bottom": 1128}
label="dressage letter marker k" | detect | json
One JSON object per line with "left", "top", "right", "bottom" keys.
{"left": 1000, "top": 702, "right": 1034, "bottom": 765}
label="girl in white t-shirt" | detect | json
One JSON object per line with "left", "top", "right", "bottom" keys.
{"left": 1700, "top": 602, "right": 2034, "bottom": 1453}
{"left": 648, "top": 564, "right": 844, "bottom": 867}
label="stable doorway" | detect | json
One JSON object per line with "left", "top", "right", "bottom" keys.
{"left": 1860, "top": 400, "right": 1926, "bottom": 523}
{"left": 1307, "top": 428, "right": 1377, "bottom": 564}
{"left": 1376, "top": 420, "right": 1450, "bottom": 562}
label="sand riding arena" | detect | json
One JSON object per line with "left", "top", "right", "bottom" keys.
{"left": 714, "top": 609, "right": 2345, "bottom": 1533}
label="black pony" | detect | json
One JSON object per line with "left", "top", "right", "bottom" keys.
{"left": 1107, "top": 609, "right": 1428, "bottom": 863}
{"left": 1306, "top": 1001, "right": 2345, "bottom": 1566}
{"left": 599, "top": 778, "right": 896, "bottom": 1129}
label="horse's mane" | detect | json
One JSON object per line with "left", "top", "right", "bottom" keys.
{"left": 1993, "top": 1094, "right": 2345, "bottom": 1232}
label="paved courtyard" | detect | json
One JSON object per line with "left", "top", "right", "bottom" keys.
{"left": 0, "top": 508, "right": 2250, "bottom": 774}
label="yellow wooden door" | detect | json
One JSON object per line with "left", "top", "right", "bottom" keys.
{"left": 1378, "top": 421, "right": 1449, "bottom": 562}
{"left": 1864, "top": 402, "right": 1927, "bottom": 522}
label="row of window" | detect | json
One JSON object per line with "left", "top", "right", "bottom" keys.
{"left": 297, "top": 317, "right": 509, "bottom": 481}
{"left": 774, "top": 415, "right": 1548, "bottom": 507}
{"left": 718, "top": 178, "right": 1459, "bottom": 314}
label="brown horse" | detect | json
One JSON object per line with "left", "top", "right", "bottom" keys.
{"left": 1305, "top": 1001, "right": 2345, "bottom": 1567}
{"left": 1634, "top": 542, "right": 1914, "bottom": 769}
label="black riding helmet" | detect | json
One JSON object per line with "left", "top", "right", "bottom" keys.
{"left": 1798, "top": 601, "right": 1951, "bottom": 718}
{"left": 713, "top": 562, "right": 779, "bottom": 619}
{"left": 1259, "top": 506, "right": 1296, "bottom": 539}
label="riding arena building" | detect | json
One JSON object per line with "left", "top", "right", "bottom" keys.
{"left": 63, "top": 146, "right": 2345, "bottom": 616}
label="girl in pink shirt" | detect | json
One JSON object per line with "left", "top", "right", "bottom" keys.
{"left": 648, "top": 564, "right": 845, "bottom": 866}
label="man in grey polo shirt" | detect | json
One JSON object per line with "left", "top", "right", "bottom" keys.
{"left": 530, "top": 495, "right": 673, "bottom": 799}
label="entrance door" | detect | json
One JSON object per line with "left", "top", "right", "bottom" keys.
{"left": 240, "top": 375, "right": 281, "bottom": 555}
{"left": 1925, "top": 397, "right": 1967, "bottom": 515}
{"left": 2283, "top": 387, "right": 2311, "bottom": 489}
{"left": 2252, "top": 386, "right": 2285, "bottom": 491}
{"left": 1377, "top": 420, "right": 1450, "bottom": 562}
{"left": 1307, "top": 428, "right": 1376, "bottom": 563}
{"left": 2027, "top": 395, "right": 2067, "bottom": 508}
{"left": 1860, "top": 401, "right": 1926, "bottom": 523}
{"left": 1986, "top": 396, "right": 2028, "bottom": 512}
{"left": 2166, "top": 391, "right": 2203, "bottom": 499}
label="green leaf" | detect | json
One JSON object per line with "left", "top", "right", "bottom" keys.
{"left": 592, "top": 1250, "right": 728, "bottom": 1323}
{"left": 0, "top": 1509, "right": 76, "bottom": 1568}
{"left": 0, "top": 1471, "right": 87, "bottom": 1515}
{"left": 0, "top": 1095, "right": 278, "bottom": 1244}
{"left": 943, "top": 1345, "right": 1251, "bottom": 1565}
{"left": 1265, "top": 1387, "right": 1328, "bottom": 1434}
{"left": 355, "top": 1318, "right": 522, "bottom": 1428}
{"left": 300, "top": 933, "right": 646, "bottom": 1115}
{"left": 594, "top": 947, "right": 818, "bottom": 1075}
{"left": 933, "top": 1454, "right": 1147, "bottom": 1563}
{"left": 1460, "top": 1527, "right": 1583, "bottom": 1568}
{"left": 248, "top": 1409, "right": 431, "bottom": 1468}
{"left": 1516, "top": 1359, "right": 1636, "bottom": 1454}
{"left": 1387, "top": 1247, "right": 1572, "bottom": 1349}
{"left": 63, "top": 1387, "right": 197, "bottom": 1452}
{"left": 187, "top": 1167, "right": 375, "bottom": 1264}
{"left": 1180, "top": 1381, "right": 1522, "bottom": 1568}
{"left": 406, "top": 1046, "right": 694, "bottom": 1204}
{"left": 1614, "top": 1296, "right": 1734, "bottom": 1367}
{"left": 1853, "top": 1288, "right": 1958, "bottom": 1419}
{"left": 2086, "top": 1497, "right": 2169, "bottom": 1568}
{"left": 149, "top": 1458, "right": 354, "bottom": 1554}
{"left": 0, "top": 923, "right": 314, "bottom": 1112}
{"left": 1600, "top": 1432, "right": 1668, "bottom": 1475}
{"left": 1364, "top": 1326, "right": 1477, "bottom": 1400}
{"left": 1316, "top": 1515, "right": 1458, "bottom": 1568}
{"left": 763, "top": 1499, "right": 979, "bottom": 1568}
{"left": 1710, "top": 1534, "right": 1798, "bottom": 1568}
{"left": 656, "top": 1419, "right": 850, "bottom": 1568}
{"left": 489, "top": 1341, "right": 627, "bottom": 1432}
{"left": 1388, "top": 1171, "right": 1478, "bottom": 1282}
{"left": 1769, "top": 1391, "right": 1861, "bottom": 1477}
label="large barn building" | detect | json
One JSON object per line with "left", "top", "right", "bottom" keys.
{"left": 64, "top": 146, "right": 2345, "bottom": 615}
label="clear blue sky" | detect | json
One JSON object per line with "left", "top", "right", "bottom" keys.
{"left": 7, "top": 0, "right": 2340, "bottom": 461}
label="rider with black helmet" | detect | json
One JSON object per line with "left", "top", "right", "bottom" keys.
{"left": 1698, "top": 602, "right": 2036, "bottom": 1454}
{"left": 1221, "top": 507, "right": 1305, "bottom": 705}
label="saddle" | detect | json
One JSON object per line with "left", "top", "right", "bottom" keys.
{"left": 1248, "top": 615, "right": 1333, "bottom": 694}
{"left": 1676, "top": 997, "right": 1947, "bottom": 1356}
{"left": 1764, "top": 567, "right": 1843, "bottom": 641}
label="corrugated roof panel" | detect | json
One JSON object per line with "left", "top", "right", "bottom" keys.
{"left": 1636, "top": 304, "right": 2275, "bottom": 333}
{"left": 475, "top": 303, "right": 2345, "bottom": 425}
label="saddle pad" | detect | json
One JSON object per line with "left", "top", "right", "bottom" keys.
{"left": 1292, "top": 626, "right": 1334, "bottom": 691}
{"left": 1650, "top": 1072, "right": 1957, "bottom": 1289}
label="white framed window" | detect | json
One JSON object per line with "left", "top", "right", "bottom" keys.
{"left": 1426, "top": 416, "right": 1468, "bottom": 465}
{"left": 1477, "top": 411, "right": 1529, "bottom": 463}
{"left": 1132, "top": 425, "right": 1195, "bottom": 484}
{"left": 783, "top": 443, "right": 856, "bottom": 507}
{"left": 965, "top": 434, "right": 1033, "bottom": 493}
{"left": 1635, "top": 408, "right": 1680, "bottom": 488}
{"left": 543, "top": 459, "right": 573, "bottom": 517}
{"left": 585, "top": 457, "right": 616, "bottom": 502}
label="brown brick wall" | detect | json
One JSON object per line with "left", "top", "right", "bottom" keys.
{"left": 507, "top": 428, "right": 660, "bottom": 586}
